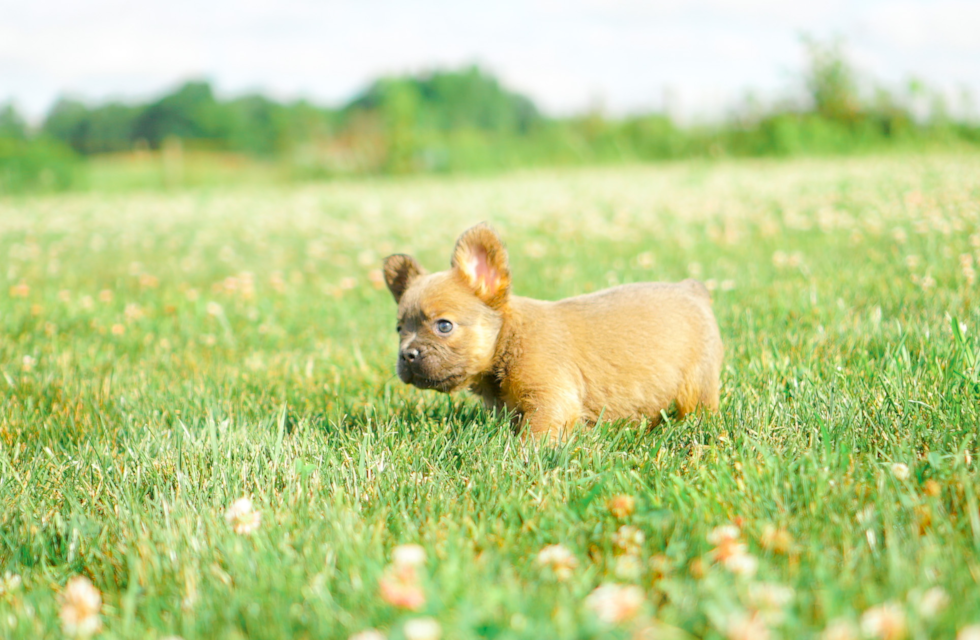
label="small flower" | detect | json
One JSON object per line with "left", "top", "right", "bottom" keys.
{"left": 923, "top": 480, "right": 941, "bottom": 497}
{"left": 821, "top": 619, "right": 859, "bottom": 640}
{"left": 379, "top": 575, "right": 425, "bottom": 610}
{"left": 860, "top": 602, "right": 906, "bottom": 640}
{"left": 707, "top": 525, "right": 741, "bottom": 546}
{"left": 403, "top": 617, "right": 441, "bottom": 640}
{"left": 21, "top": 355, "right": 36, "bottom": 372}
{"left": 607, "top": 495, "right": 636, "bottom": 518}
{"left": 379, "top": 556, "right": 426, "bottom": 611}
{"left": 206, "top": 301, "right": 223, "bottom": 316}
{"left": 748, "top": 583, "right": 794, "bottom": 623}
{"left": 269, "top": 273, "right": 285, "bottom": 293}
{"left": 111, "top": 323, "right": 126, "bottom": 335}
{"left": 612, "top": 525, "right": 644, "bottom": 555}
{"left": 0, "top": 572, "right": 22, "bottom": 595}
{"left": 748, "top": 582, "right": 794, "bottom": 610}
{"left": 725, "top": 611, "right": 770, "bottom": 640}
{"left": 139, "top": 273, "right": 160, "bottom": 288}
{"left": 759, "top": 524, "right": 794, "bottom": 554}
{"left": 59, "top": 576, "right": 102, "bottom": 638}
{"left": 613, "top": 554, "right": 642, "bottom": 581}
{"left": 224, "top": 497, "right": 261, "bottom": 535}
{"left": 339, "top": 277, "right": 357, "bottom": 290}
{"left": 958, "top": 625, "right": 980, "bottom": 640}
{"left": 349, "top": 630, "right": 386, "bottom": 640}
{"left": 648, "top": 554, "right": 672, "bottom": 580}
{"left": 98, "top": 289, "right": 113, "bottom": 303}
{"left": 9, "top": 282, "right": 30, "bottom": 297}
{"left": 368, "top": 270, "right": 385, "bottom": 289}
{"left": 392, "top": 544, "right": 426, "bottom": 569}
{"left": 124, "top": 303, "right": 144, "bottom": 321}
{"left": 911, "top": 586, "right": 948, "bottom": 618}
{"left": 723, "top": 552, "right": 758, "bottom": 577}
{"left": 584, "top": 583, "right": 645, "bottom": 624}
{"left": 688, "top": 557, "right": 707, "bottom": 579}
{"left": 535, "top": 544, "right": 578, "bottom": 581}
{"left": 891, "top": 463, "right": 910, "bottom": 481}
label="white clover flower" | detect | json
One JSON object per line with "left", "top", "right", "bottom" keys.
{"left": 224, "top": 497, "right": 261, "bottom": 535}
{"left": 890, "top": 463, "right": 910, "bottom": 481}
{"left": 958, "top": 625, "right": 980, "bottom": 640}
{"left": 614, "top": 554, "right": 643, "bottom": 581}
{"left": 725, "top": 611, "right": 770, "bottom": 640}
{"left": 912, "top": 586, "right": 949, "bottom": 618}
{"left": 612, "top": 525, "right": 645, "bottom": 555}
{"left": 723, "top": 552, "right": 758, "bottom": 577}
{"left": 403, "top": 617, "right": 441, "bottom": 640}
{"left": 584, "top": 583, "right": 645, "bottom": 624}
{"left": 392, "top": 544, "right": 427, "bottom": 569}
{"left": 59, "top": 577, "right": 102, "bottom": 638}
{"left": 0, "top": 572, "right": 22, "bottom": 595}
{"left": 707, "top": 525, "right": 741, "bottom": 546}
{"left": 861, "top": 602, "right": 906, "bottom": 640}
{"left": 748, "top": 582, "right": 795, "bottom": 610}
{"left": 820, "top": 619, "right": 859, "bottom": 640}
{"left": 535, "top": 544, "right": 578, "bottom": 581}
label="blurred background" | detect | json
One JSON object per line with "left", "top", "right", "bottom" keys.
{"left": 2, "top": 0, "right": 979, "bottom": 193}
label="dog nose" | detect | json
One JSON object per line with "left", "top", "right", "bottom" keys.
{"left": 401, "top": 347, "right": 421, "bottom": 363}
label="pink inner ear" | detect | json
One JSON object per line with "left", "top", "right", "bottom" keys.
{"left": 469, "top": 245, "right": 499, "bottom": 294}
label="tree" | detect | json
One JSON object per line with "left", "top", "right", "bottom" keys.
{"left": 0, "top": 104, "right": 28, "bottom": 140}
{"left": 132, "top": 81, "right": 224, "bottom": 148}
{"left": 802, "top": 36, "right": 862, "bottom": 124}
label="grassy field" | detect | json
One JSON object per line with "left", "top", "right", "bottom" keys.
{"left": 1, "top": 153, "right": 979, "bottom": 640}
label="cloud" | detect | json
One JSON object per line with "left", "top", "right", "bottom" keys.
{"left": 861, "top": 0, "right": 980, "bottom": 51}
{"left": 0, "top": 0, "right": 978, "bottom": 120}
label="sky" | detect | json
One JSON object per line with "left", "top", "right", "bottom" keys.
{"left": 2, "top": 0, "right": 979, "bottom": 122}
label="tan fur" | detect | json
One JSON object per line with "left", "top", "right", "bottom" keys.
{"left": 383, "top": 223, "right": 723, "bottom": 441}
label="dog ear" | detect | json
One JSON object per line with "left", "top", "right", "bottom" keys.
{"left": 451, "top": 223, "right": 511, "bottom": 308}
{"left": 383, "top": 254, "right": 426, "bottom": 302}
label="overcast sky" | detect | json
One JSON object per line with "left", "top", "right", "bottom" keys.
{"left": 2, "top": 0, "right": 979, "bottom": 122}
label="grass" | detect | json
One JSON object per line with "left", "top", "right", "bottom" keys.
{"left": 1, "top": 152, "right": 979, "bottom": 639}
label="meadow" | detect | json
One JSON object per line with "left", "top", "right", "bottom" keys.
{"left": 1, "top": 153, "right": 979, "bottom": 639}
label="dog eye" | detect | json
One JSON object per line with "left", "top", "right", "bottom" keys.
{"left": 436, "top": 319, "right": 454, "bottom": 335}
{"left": 396, "top": 324, "right": 402, "bottom": 333}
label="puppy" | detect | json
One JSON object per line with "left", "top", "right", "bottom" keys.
{"left": 383, "top": 223, "right": 723, "bottom": 440}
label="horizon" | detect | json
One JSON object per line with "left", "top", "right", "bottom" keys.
{"left": 2, "top": 0, "right": 979, "bottom": 124}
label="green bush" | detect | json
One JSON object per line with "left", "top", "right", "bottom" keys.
{"left": 0, "top": 136, "right": 81, "bottom": 194}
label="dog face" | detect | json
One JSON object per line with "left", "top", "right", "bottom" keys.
{"left": 383, "top": 224, "right": 510, "bottom": 393}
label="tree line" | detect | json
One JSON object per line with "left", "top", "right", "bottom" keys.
{"left": 2, "top": 39, "right": 978, "bottom": 192}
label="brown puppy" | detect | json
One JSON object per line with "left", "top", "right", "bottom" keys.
{"left": 383, "top": 223, "right": 723, "bottom": 440}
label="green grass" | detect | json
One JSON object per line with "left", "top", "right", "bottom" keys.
{"left": 1, "top": 153, "right": 979, "bottom": 639}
